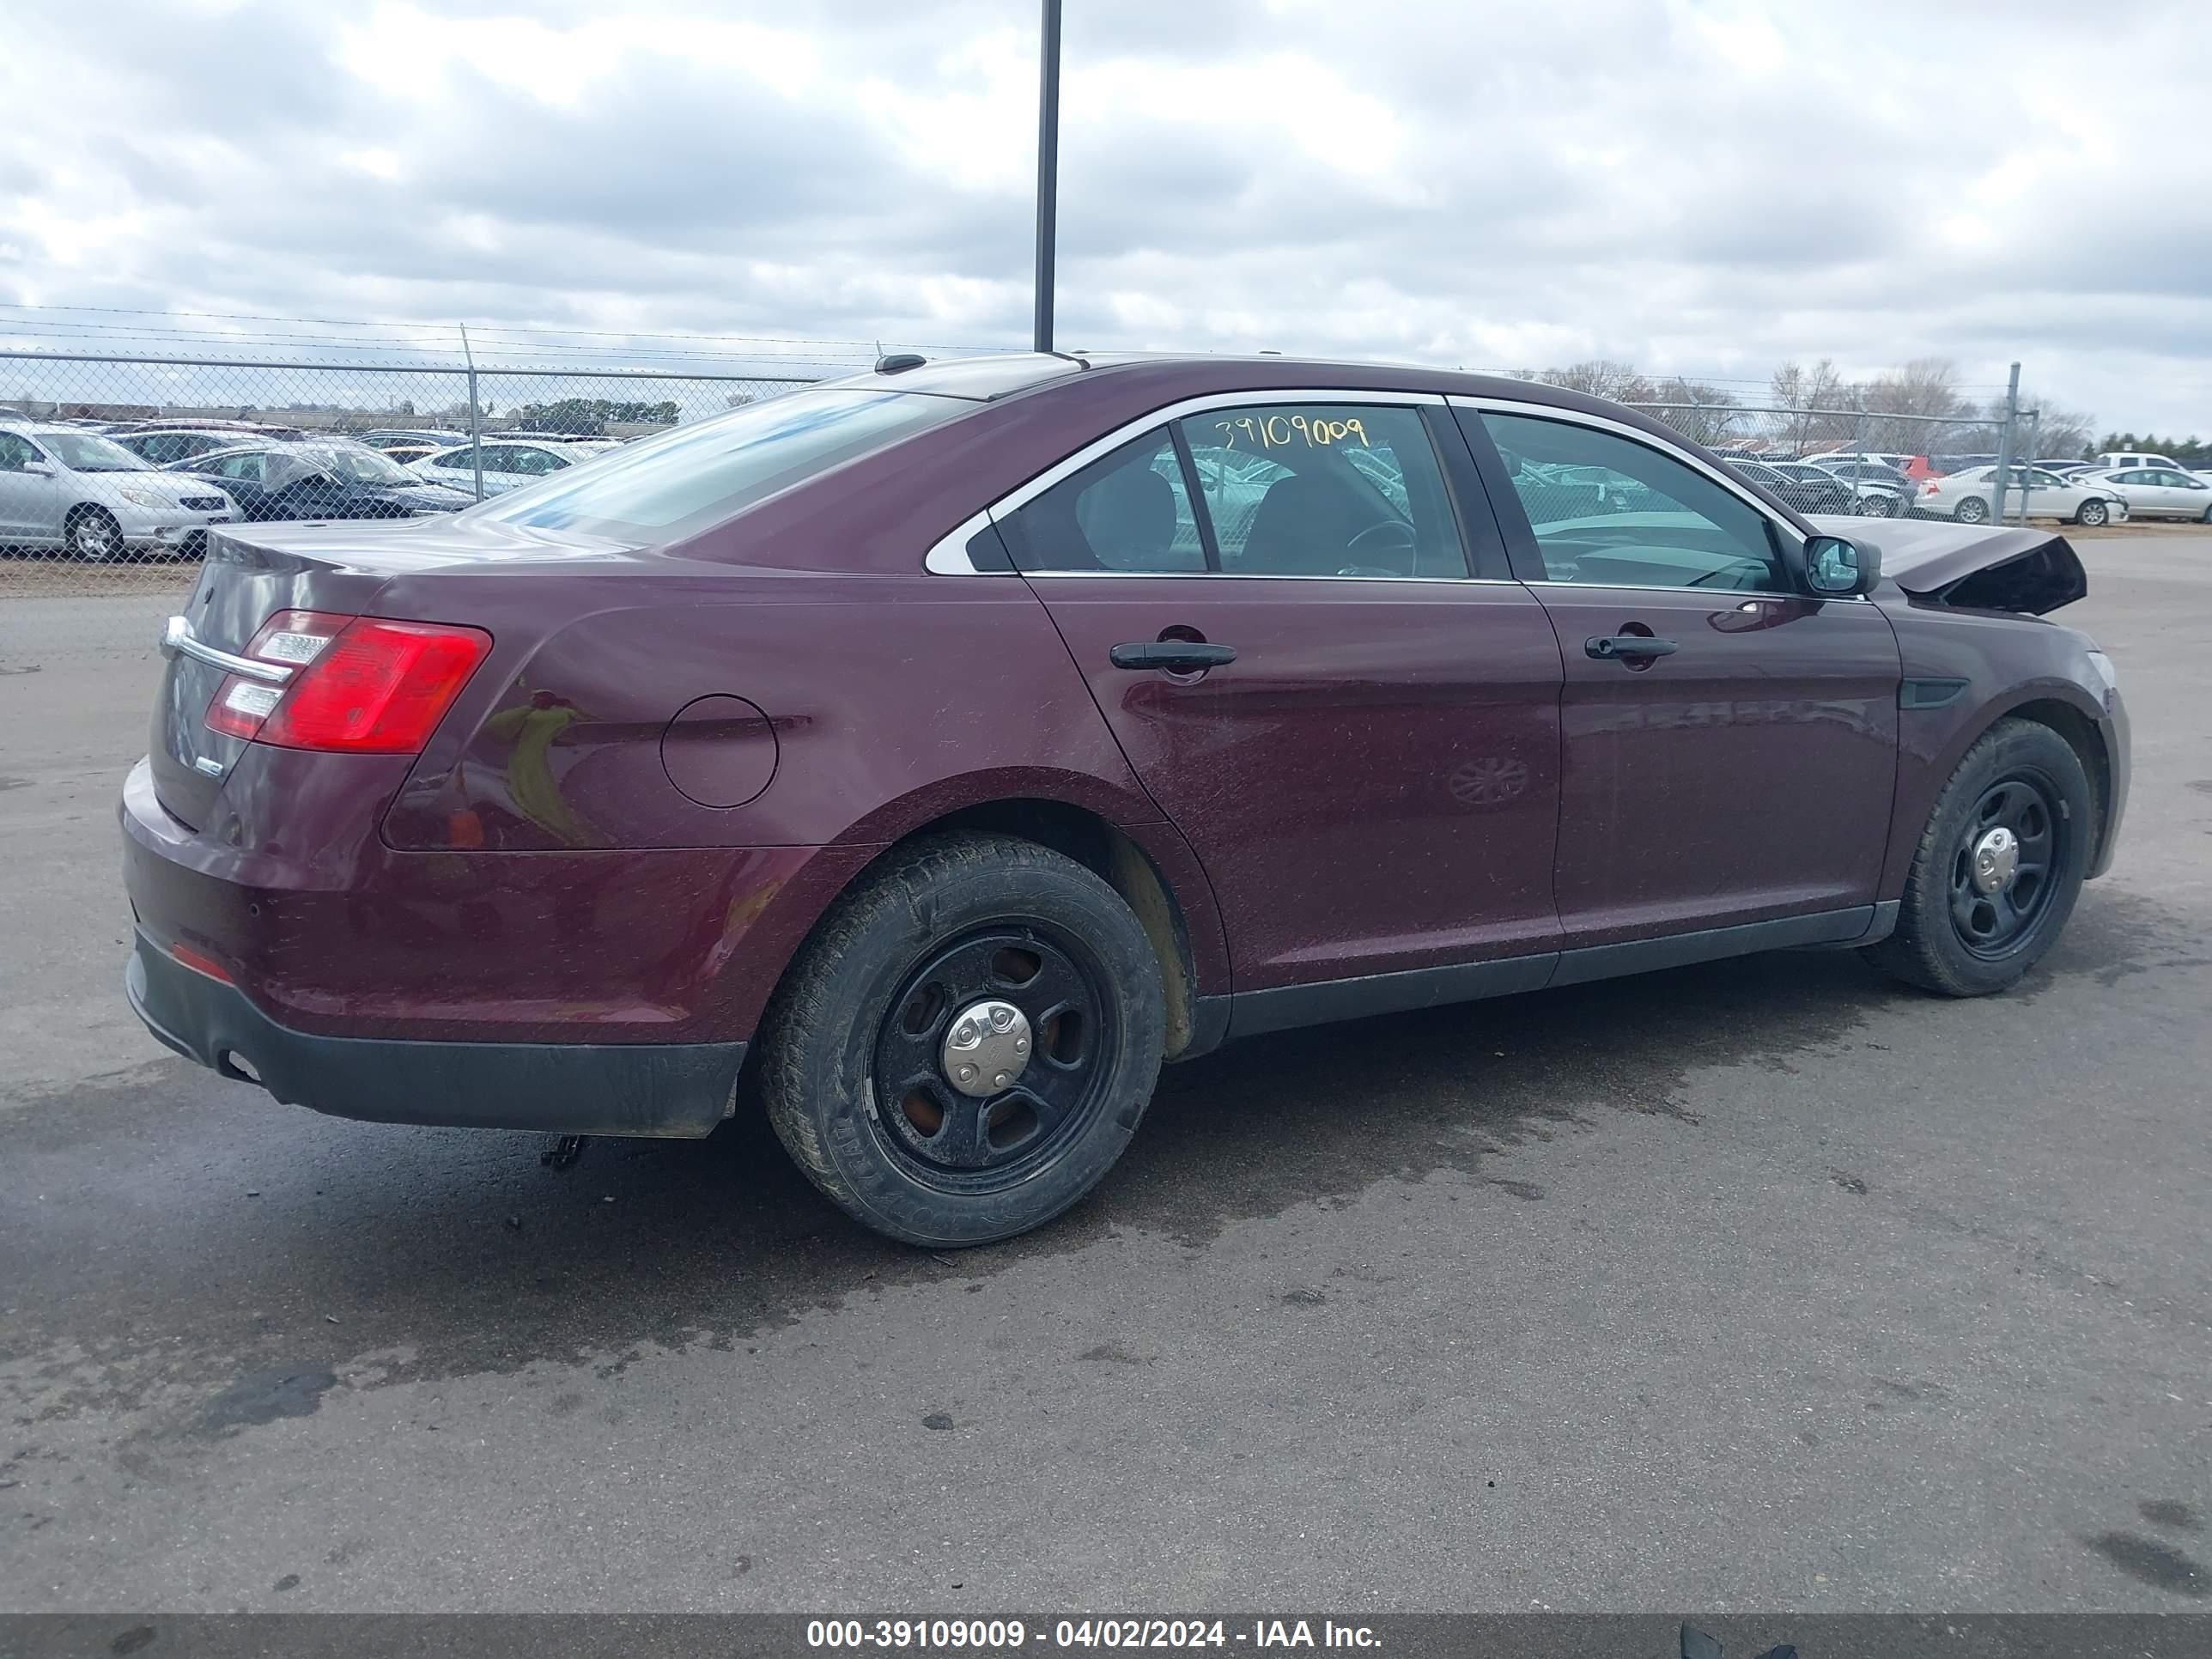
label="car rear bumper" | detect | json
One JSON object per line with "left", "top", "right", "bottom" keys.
{"left": 127, "top": 928, "right": 744, "bottom": 1137}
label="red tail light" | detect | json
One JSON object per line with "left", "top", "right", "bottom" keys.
{"left": 206, "top": 610, "right": 491, "bottom": 754}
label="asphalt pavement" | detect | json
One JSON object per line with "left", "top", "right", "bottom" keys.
{"left": 1, "top": 542, "right": 2207, "bottom": 1612}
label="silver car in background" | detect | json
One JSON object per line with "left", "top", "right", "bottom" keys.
{"left": 407, "top": 438, "right": 620, "bottom": 497}
{"left": 0, "top": 424, "right": 238, "bottom": 561}
{"left": 2087, "top": 466, "right": 2212, "bottom": 521}
{"left": 1918, "top": 464, "right": 2126, "bottom": 526}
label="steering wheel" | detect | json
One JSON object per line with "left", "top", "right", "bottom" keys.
{"left": 1342, "top": 519, "right": 1418, "bottom": 576}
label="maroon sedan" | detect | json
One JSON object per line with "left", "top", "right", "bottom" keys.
{"left": 122, "top": 354, "right": 2128, "bottom": 1245}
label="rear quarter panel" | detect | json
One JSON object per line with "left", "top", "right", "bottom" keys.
{"left": 363, "top": 562, "right": 1229, "bottom": 1038}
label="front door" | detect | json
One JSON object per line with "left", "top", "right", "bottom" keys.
{"left": 1465, "top": 404, "right": 1902, "bottom": 947}
{"left": 994, "top": 399, "right": 1565, "bottom": 994}
{"left": 0, "top": 432, "right": 62, "bottom": 540}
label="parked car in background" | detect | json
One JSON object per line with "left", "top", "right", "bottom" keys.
{"left": 107, "top": 428, "right": 296, "bottom": 468}
{"left": 361, "top": 428, "right": 470, "bottom": 451}
{"left": 0, "top": 422, "right": 236, "bottom": 560}
{"left": 1808, "top": 458, "right": 1913, "bottom": 517}
{"left": 122, "top": 352, "right": 2128, "bottom": 1247}
{"left": 167, "top": 441, "right": 474, "bottom": 521}
{"left": 496, "top": 431, "right": 629, "bottom": 447}
{"left": 1919, "top": 465, "right": 2125, "bottom": 526}
{"left": 2095, "top": 450, "right": 2187, "bottom": 472}
{"left": 1723, "top": 458, "right": 1855, "bottom": 515}
{"left": 408, "top": 439, "right": 614, "bottom": 496}
{"left": 2087, "top": 466, "right": 2212, "bottom": 521}
{"left": 368, "top": 441, "right": 457, "bottom": 466}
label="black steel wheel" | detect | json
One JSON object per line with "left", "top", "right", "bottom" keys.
{"left": 1947, "top": 775, "right": 2063, "bottom": 957}
{"left": 758, "top": 832, "right": 1166, "bottom": 1246}
{"left": 1865, "top": 718, "right": 2094, "bottom": 996}
{"left": 871, "top": 925, "right": 1116, "bottom": 1187}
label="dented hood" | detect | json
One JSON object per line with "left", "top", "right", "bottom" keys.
{"left": 1804, "top": 514, "right": 2087, "bottom": 615}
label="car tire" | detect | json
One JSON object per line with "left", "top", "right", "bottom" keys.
{"left": 1954, "top": 496, "right": 1990, "bottom": 524}
{"left": 2075, "top": 499, "right": 2109, "bottom": 527}
{"left": 757, "top": 831, "right": 1166, "bottom": 1248}
{"left": 64, "top": 507, "right": 125, "bottom": 562}
{"left": 1863, "top": 717, "right": 2094, "bottom": 998}
{"left": 1854, "top": 494, "right": 1888, "bottom": 517}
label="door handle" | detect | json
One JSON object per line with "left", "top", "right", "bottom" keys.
{"left": 1584, "top": 635, "right": 1678, "bottom": 661}
{"left": 1109, "top": 641, "right": 1237, "bottom": 672}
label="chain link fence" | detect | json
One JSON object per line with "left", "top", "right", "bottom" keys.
{"left": 1624, "top": 401, "right": 2036, "bottom": 523}
{"left": 1, "top": 340, "right": 2077, "bottom": 602}
{"left": 0, "top": 349, "right": 820, "bottom": 596}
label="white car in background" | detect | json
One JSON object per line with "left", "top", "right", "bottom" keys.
{"left": 0, "top": 423, "right": 238, "bottom": 560}
{"left": 408, "top": 439, "right": 617, "bottom": 497}
{"left": 2087, "top": 466, "right": 2212, "bottom": 521}
{"left": 1917, "top": 464, "right": 2126, "bottom": 526}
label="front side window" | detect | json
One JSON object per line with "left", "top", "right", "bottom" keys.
{"left": 1479, "top": 411, "right": 1784, "bottom": 592}
{"left": 995, "top": 428, "right": 1204, "bottom": 574}
{"left": 210, "top": 453, "right": 269, "bottom": 483}
{"left": 0, "top": 433, "right": 37, "bottom": 471}
{"left": 1177, "top": 404, "right": 1463, "bottom": 577}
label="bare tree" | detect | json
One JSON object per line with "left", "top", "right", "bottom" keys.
{"left": 2014, "top": 392, "right": 2096, "bottom": 460}
{"left": 1769, "top": 358, "right": 1855, "bottom": 453}
{"left": 1535, "top": 360, "right": 1654, "bottom": 403}
{"left": 1641, "top": 377, "right": 1742, "bottom": 447}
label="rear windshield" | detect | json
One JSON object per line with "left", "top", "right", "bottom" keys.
{"left": 471, "top": 390, "right": 967, "bottom": 538}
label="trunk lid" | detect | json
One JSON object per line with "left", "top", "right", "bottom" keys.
{"left": 1805, "top": 515, "right": 2089, "bottom": 615}
{"left": 149, "top": 515, "right": 639, "bottom": 830}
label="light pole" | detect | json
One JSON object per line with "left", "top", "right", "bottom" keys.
{"left": 1033, "top": 0, "right": 1062, "bottom": 355}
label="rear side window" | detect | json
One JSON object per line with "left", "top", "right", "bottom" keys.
{"left": 479, "top": 390, "right": 968, "bottom": 537}
{"left": 996, "top": 428, "right": 1206, "bottom": 574}
{"left": 1178, "top": 404, "right": 1467, "bottom": 578}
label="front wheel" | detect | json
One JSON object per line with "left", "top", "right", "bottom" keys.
{"left": 2075, "top": 499, "right": 2110, "bottom": 527}
{"left": 1863, "top": 718, "right": 2094, "bottom": 996}
{"left": 1854, "top": 493, "right": 1889, "bottom": 517}
{"left": 757, "top": 833, "right": 1166, "bottom": 1247}
{"left": 65, "top": 507, "right": 125, "bottom": 562}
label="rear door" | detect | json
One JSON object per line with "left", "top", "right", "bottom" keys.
{"left": 1459, "top": 399, "right": 1901, "bottom": 949}
{"left": 992, "top": 394, "right": 1565, "bottom": 995}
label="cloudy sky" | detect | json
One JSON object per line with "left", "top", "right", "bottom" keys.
{"left": 4, "top": 0, "right": 2211, "bottom": 430}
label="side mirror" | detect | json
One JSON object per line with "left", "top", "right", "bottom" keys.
{"left": 1803, "top": 533, "right": 1879, "bottom": 598}
{"left": 21, "top": 460, "right": 53, "bottom": 477}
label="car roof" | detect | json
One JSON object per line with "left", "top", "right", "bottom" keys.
{"left": 0, "top": 422, "right": 137, "bottom": 440}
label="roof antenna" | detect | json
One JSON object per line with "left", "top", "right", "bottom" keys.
{"left": 874, "top": 342, "right": 927, "bottom": 374}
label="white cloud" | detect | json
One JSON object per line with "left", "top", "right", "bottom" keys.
{"left": 2, "top": 0, "right": 2209, "bottom": 430}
